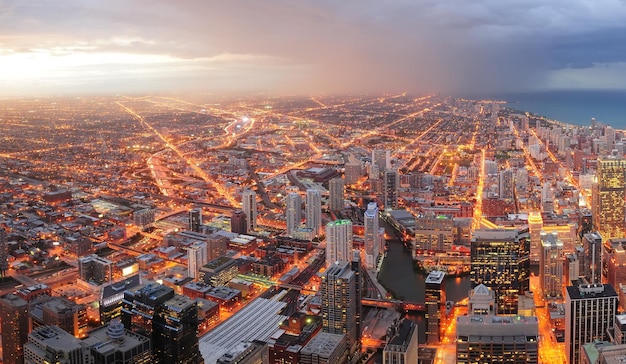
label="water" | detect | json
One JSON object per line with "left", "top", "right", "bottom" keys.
{"left": 495, "top": 90, "right": 626, "bottom": 128}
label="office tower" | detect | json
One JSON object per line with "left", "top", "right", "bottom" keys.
{"left": 325, "top": 220, "right": 353, "bottom": 264}
{"left": 299, "top": 332, "right": 348, "bottom": 364}
{"left": 187, "top": 241, "right": 208, "bottom": 279}
{"left": 199, "top": 256, "right": 239, "bottom": 287}
{"left": 566, "top": 283, "right": 618, "bottom": 364}
{"left": 189, "top": 208, "right": 202, "bottom": 233}
{"left": 471, "top": 228, "right": 530, "bottom": 315}
{"left": 604, "top": 239, "right": 626, "bottom": 290}
{"left": 579, "top": 209, "right": 593, "bottom": 238}
{"left": 364, "top": 202, "right": 380, "bottom": 269}
{"left": 456, "top": 315, "right": 539, "bottom": 364}
{"left": 78, "top": 254, "right": 113, "bottom": 285}
{"left": 540, "top": 231, "right": 563, "bottom": 299}
{"left": 134, "top": 208, "right": 156, "bottom": 231}
{"left": 583, "top": 232, "right": 603, "bottom": 284}
{"left": 24, "top": 326, "right": 92, "bottom": 364}
{"left": 321, "top": 261, "right": 359, "bottom": 353}
{"left": 541, "top": 181, "right": 554, "bottom": 213}
{"left": 498, "top": 168, "right": 514, "bottom": 199}
{"left": 305, "top": 189, "right": 322, "bottom": 236}
{"left": 99, "top": 274, "right": 142, "bottom": 324}
{"left": 425, "top": 270, "right": 446, "bottom": 343}
{"left": 83, "top": 318, "right": 152, "bottom": 364}
{"left": 241, "top": 189, "right": 257, "bottom": 233}
{"left": 527, "top": 211, "right": 543, "bottom": 264}
{"left": 344, "top": 162, "right": 361, "bottom": 185}
{"left": 351, "top": 249, "right": 362, "bottom": 342}
{"left": 414, "top": 212, "right": 454, "bottom": 253}
{"left": 230, "top": 209, "right": 247, "bottom": 234}
{"left": 370, "top": 149, "right": 389, "bottom": 179}
{"left": 122, "top": 283, "right": 201, "bottom": 364}
{"left": 328, "top": 177, "right": 345, "bottom": 211}
{"left": 382, "top": 319, "right": 418, "bottom": 364}
{"left": 383, "top": 169, "right": 399, "bottom": 209}
{"left": 0, "top": 227, "right": 8, "bottom": 276}
{"left": 592, "top": 156, "right": 626, "bottom": 239}
{"left": 285, "top": 192, "right": 302, "bottom": 237}
{"left": 0, "top": 294, "right": 29, "bottom": 364}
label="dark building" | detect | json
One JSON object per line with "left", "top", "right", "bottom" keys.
{"left": 471, "top": 228, "right": 530, "bottom": 315}
{"left": 43, "top": 190, "right": 72, "bottom": 204}
{"left": 189, "top": 208, "right": 202, "bottom": 233}
{"left": 99, "top": 274, "right": 143, "bottom": 324}
{"left": 425, "top": 270, "right": 446, "bottom": 343}
{"left": 583, "top": 232, "right": 603, "bottom": 284}
{"left": 121, "top": 283, "right": 201, "bottom": 364}
{"left": 0, "top": 227, "right": 7, "bottom": 276}
{"left": 231, "top": 210, "right": 247, "bottom": 235}
{"left": 0, "top": 294, "right": 29, "bottom": 364}
{"left": 579, "top": 209, "right": 593, "bottom": 238}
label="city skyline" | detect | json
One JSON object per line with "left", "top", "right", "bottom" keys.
{"left": 2, "top": 1, "right": 626, "bottom": 97}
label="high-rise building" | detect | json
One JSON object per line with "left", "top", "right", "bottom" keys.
{"left": 527, "top": 211, "right": 543, "bottom": 264}
{"left": 285, "top": 192, "right": 302, "bottom": 237}
{"left": 540, "top": 231, "right": 563, "bottom": 299}
{"left": 122, "top": 283, "right": 201, "bottom": 364}
{"left": 383, "top": 169, "right": 399, "bottom": 209}
{"left": 189, "top": 208, "right": 203, "bottom": 233}
{"left": 604, "top": 239, "right": 626, "bottom": 290}
{"left": 370, "top": 149, "right": 389, "bottom": 179}
{"left": 78, "top": 254, "right": 113, "bottom": 285}
{"left": 592, "top": 156, "right": 626, "bottom": 239}
{"left": 414, "top": 212, "right": 454, "bottom": 253}
{"left": 230, "top": 210, "right": 247, "bottom": 234}
{"left": 382, "top": 319, "right": 418, "bottom": 364}
{"left": 325, "top": 220, "right": 353, "bottom": 264}
{"left": 24, "top": 326, "right": 92, "bottom": 364}
{"left": 566, "top": 283, "right": 618, "bottom": 364}
{"left": 425, "top": 270, "right": 446, "bottom": 343}
{"left": 498, "top": 169, "right": 514, "bottom": 199}
{"left": 0, "top": 294, "right": 29, "bottom": 364}
{"left": 0, "top": 226, "right": 8, "bottom": 276}
{"left": 241, "top": 190, "right": 257, "bottom": 233}
{"left": 321, "top": 260, "right": 359, "bottom": 353}
{"left": 305, "top": 189, "right": 322, "bottom": 236}
{"left": 470, "top": 228, "right": 530, "bottom": 315}
{"left": 583, "top": 232, "right": 603, "bottom": 284}
{"left": 364, "top": 202, "right": 380, "bottom": 269}
{"left": 344, "top": 162, "right": 361, "bottom": 185}
{"left": 541, "top": 181, "right": 554, "bottom": 213}
{"left": 83, "top": 318, "right": 152, "bottom": 364}
{"left": 187, "top": 241, "right": 208, "bottom": 279}
{"left": 328, "top": 177, "right": 345, "bottom": 212}
{"left": 99, "top": 274, "right": 143, "bottom": 325}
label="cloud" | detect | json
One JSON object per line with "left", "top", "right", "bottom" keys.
{"left": 1, "top": 0, "right": 626, "bottom": 96}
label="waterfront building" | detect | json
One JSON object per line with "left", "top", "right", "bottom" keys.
{"left": 583, "top": 232, "right": 603, "bottom": 284}
{"left": 189, "top": 208, "right": 203, "bottom": 233}
{"left": 364, "top": 202, "right": 380, "bottom": 269}
{"left": 455, "top": 315, "right": 539, "bottom": 364}
{"left": 325, "top": 220, "right": 353, "bottom": 264}
{"left": 329, "top": 177, "right": 345, "bottom": 211}
{"left": 425, "top": 270, "right": 446, "bottom": 343}
{"left": 241, "top": 190, "right": 257, "bottom": 233}
{"left": 230, "top": 210, "right": 247, "bottom": 235}
{"left": 540, "top": 231, "right": 563, "bottom": 299}
{"left": 24, "top": 326, "right": 92, "bottom": 364}
{"left": 414, "top": 212, "right": 454, "bottom": 253}
{"left": 592, "top": 156, "right": 626, "bottom": 239}
{"left": 78, "top": 254, "right": 113, "bottom": 285}
{"left": 566, "top": 283, "right": 618, "bottom": 364}
{"left": 382, "top": 319, "right": 418, "bottom": 364}
{"left": 187, "top": 241, "right": 208, "bottom": 279}
{"left": 305, "top": 189, "right": 322, "bottom": 236}
{"left": 383, "top": 169, "right": 399, "bottom": 209}
{"left": 470, "top": 228, "right": 530, "bottom": 315}
{"left": 285, "top": 192, "right": 302, "bottom": 237}
{"left": 321, "top": 260, "right": 359, "bottom": 353}
{"left": 0, "top": 294, "right": 29, "bottom": 364}
{"left": 83, "top": 318, "right": 152, "bottom": 364}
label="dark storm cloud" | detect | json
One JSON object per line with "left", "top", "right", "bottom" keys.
{"left": 1, "top": 0, "right": 626, "bottom": 95}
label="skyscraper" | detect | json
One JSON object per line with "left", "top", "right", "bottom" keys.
{"left": 582, "top": 232, "right": 603, "bottom": 284}
{"left": 328, "top": 177, "right": 345, "bottom": 212}
{"left": 498, "top": 168, "right": 514, "bottom": 199}
{"left": 187, "top": 241, "right": 208, "bottom": 279}
{"left": 566, "top": 283, "right": 618, "bottom": 364}
{"left": 0, "top": 227, "right": 8, "bottom": 276}
{"left": 425, "top": 270, "right": 446, "bottom": 343}
{"left": 527, "top": 211, "right": 543, "bottom": 265}
{"left": 371, "top": 149, "right": 389, "bottom": 179}
{"left": 470, "top": 228, "right": 530, "bottom": 315}
{"left": 321, "top": 260, "right": 360, "bottom": 353}
{"left": 0, "top": 294, "right": 29, "bottom": 364}
{"left": 344, "top": 162, "right": 361, "bottom": 185}
{"left": 325, "top": 220, "right": 353, "bottom": 264}
{"left": 230, "top": 209, "right": 247, "bottom": 234}
{"left": 285, "top": 192, "right": 302, "bottom": 237}
{"left": 305, "top": 189, "right": 322, "bottom": 236}
{"left": 189, "top": 208, "right": 202, "bottom": 233}
{"left": 541, "top": 181, "right": 554, "bottom": 213}
{"left": 122, "top": 283, "right": 201, "bottom": 364}
{"left": 241, "top": 189, "right": 257, "bottom": 233}
{"left": 592, "top": 156, "right": 626, "bottom": 239}
{"left": 383, "top": 169, "right": 399, "bottom": 209}
{"left": 539, "top": 231, "right": 563, "bottom": 299}
{"left": 364, "top": 202, "right": 380, "bottom": 269}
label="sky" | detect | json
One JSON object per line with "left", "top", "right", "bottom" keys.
{"left": 2, "top": 0, "right": 626, "bottom": 97}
